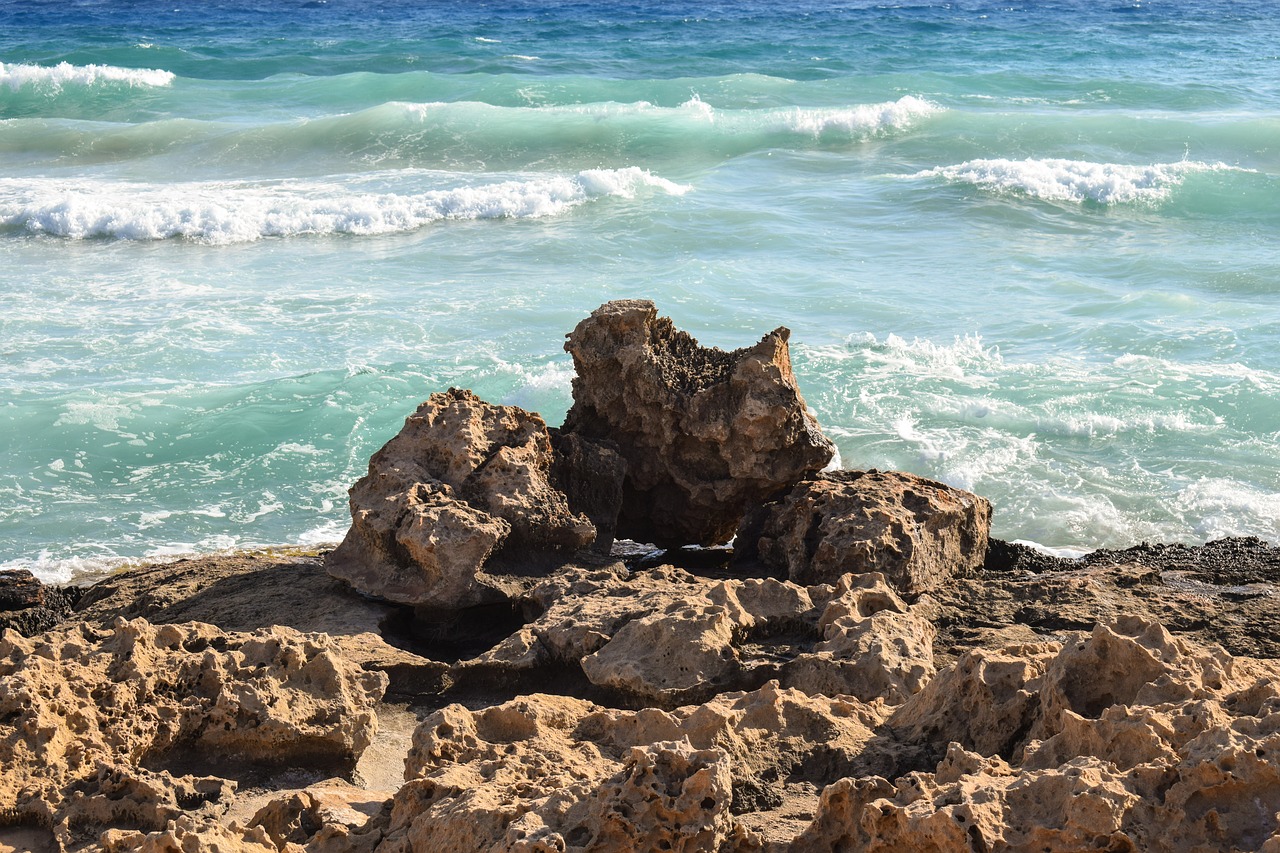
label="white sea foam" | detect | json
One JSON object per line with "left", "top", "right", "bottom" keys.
{"left": 782, "top": 95, "right": 939, "bottom": 136}
{"left": 912, "top": 158, "right": 1240, "bottom": 204}
{"left": 0, "top": 61, "right": 175, "bottom": 90}
{"left": 0, "top": 168, "right": 690, "bottom": 244}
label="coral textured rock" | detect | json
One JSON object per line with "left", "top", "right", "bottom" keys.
{"left": 371, "top": 683, "right": 883, "bottom": 852}
{"left": 736, "top": 469, "right": 992, "bottom": 594}
{"left": 562, "top": 300, "right": 834, "bottom": 547}
{"left": 326, "top": 388, "right": 604, "bottom": 609}
{"left": 0, "top": 617, "right": 386, "bottom": 846}
{"left": 468, "top": 565, "right": 935, "bottom": 706}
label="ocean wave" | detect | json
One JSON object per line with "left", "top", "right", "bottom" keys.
{"left": 0, "top": 95, "right": 940, "bottom": 168}
{"left": 0, "top": 61, "right": 175, "bottom": 91}
{"left": 0, "top": 168, "right": 689, "bottom": 243}
{"left": 911, "top": 158, "right": 1243, "bottom": 204}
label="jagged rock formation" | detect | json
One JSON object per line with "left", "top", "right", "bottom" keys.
{"left": 0, "top": 617, "right": 386, "bottom": 848}
{"left": 736, "top": 469, "right": 992, "bottom": 594}
{"left": 562, "top": 300, "right": 834, "bottom": 547}
{"left": 466, "top": 563, "right": 935, "bottom": 706}
{"left": 0, "top": 569, "right": 82, "bottom": 636}
{"left": 326, "top": 388, "right": 622, "bottom": 610}
{"left": 788, "top": 617, "right": 1280, "bottom": 853}
{"left": 364, "top": 683, "right": 884, "bottom": 852}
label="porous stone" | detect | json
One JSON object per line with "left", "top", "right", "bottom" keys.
{"left": 468, "top": 565, "right": 935, "bottom": 706}
{"left": 736, "top": 469, "right": 992, "bottom": 594}
{"left": 371, "top": 682, "right": 883, "bottom": 852}
{"left": 562, "top": 299, "right": 834, "bottom": 547}
{"left": 0, "top": 617, "right": 387, "bottom": 846}
{"left": 326, "top": 388, "right": 605, "bottom": 609}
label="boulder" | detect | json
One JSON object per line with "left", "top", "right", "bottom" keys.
{"left": 562, "top": 300, "right": 833, "bottom": 547}
{"left": 736, "top": 469, "right": 991, "bottom": 594}
{"left": 327, "top": 388, "right": 620, "bottom": 610}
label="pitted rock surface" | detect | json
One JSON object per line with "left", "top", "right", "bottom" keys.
{"left": 736, "top": 469, "right": 992, "bottom": 595}
{"left": 562, "top": 300, "right": 834, "bottom": 547}
{"left": 327, "top": 388, "right": 605, "bottom": 609}
{"left": 467, "top": 565, "right": 935, "bottom": 707}
{"left": 0, "top": 617, "right": 386, "bottom": 847}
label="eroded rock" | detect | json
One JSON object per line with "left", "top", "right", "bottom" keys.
{"left": 562, "top": 300, "right": 834, "bottom": 547}
{"left": 0, "top": 618, "right": 386, "bottom": 845}
{"left": 467, "top": 565, "right": 935, "bottom": 706}
{"left": 327, "top": 388, "right": 613, "bottom": 609}
{"left": 373, "top": 683, "right": 883, "bottom": 852}
{"left": 736, "top": 469, "right": 992, "bottom": 595}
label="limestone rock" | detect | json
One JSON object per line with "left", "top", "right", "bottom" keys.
{"left": 375, "top": 683, "right": 883, "bottom": 852}
{"left": 562, "top": 300, "right": 833, "bottom": 547}
{"left": 468, "top": 565, "right": 935, "bottom": 706}
{"left": 736, "top": 469, "right": 991, "bottom": 595}
{"left": 0, "top": 617, "right": 386, "bottom": 844}
{"left": 327, "top": 388, "right": 603, "bottom": 609}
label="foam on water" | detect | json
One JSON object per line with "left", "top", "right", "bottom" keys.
{"left": 911, "top": 158, "right": 1244, "bottom": 205}
{"left": 0, "top": 168, "right": 689, "bottom": 243}
{"left": 0, "top": 61, "right": 175, "bottom": 90}
{"left": 798, "top": 332, "right": 1280, "bottom": 550}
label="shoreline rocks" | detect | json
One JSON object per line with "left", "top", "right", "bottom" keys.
{"left": 4, "top": 302, "right": 1279, "bottom": 852}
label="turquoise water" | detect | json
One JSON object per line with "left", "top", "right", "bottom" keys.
{"left": 3, "top": 1, "right": 1279, "bottom": 581}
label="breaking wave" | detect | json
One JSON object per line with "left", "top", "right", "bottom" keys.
{"left": 911, "top": 158, "right": 1245, "bottom": 204}
{"left": 0, "top": 168, "right": 689, "bottom": 243}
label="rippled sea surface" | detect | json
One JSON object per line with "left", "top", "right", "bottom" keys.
{"left": 3, "top": 0, "right": 1278, "bottom": 581}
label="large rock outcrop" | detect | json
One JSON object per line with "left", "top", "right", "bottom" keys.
{"left": 326, "top": 388, "right": 622, "bottom": 610}
{"left": 561, "top": 300, "right": 834, "bottom": 547}
{"left": 736, "top": 469, "right": 992, "bottom": 594}
{"left": 0, "top": 617, "right": 386, "bottom": 846}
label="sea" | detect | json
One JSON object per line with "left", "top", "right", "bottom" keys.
{"left": 2, "top": 0, "right": 1278, "bottom": 583}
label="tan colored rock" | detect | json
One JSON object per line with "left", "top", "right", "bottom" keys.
{"left": 562, "top": 299, "right": 833, "bottom": 547}
{"left": 820, "top": 618, "right": 1280, "bottom": 853}
{"left": 374, "top": 683, "right": 883, "bottom": 852}
{"left": 469, "top": 565, "right": 935, "bottom": 706}
{"left": 327, "top": 388, "right": 603, "bottom": 610}
{"left": 737, "top": 469, "right": 992, "bottom": 594}
{"left": 0, "top": 618, "right": 386, "bottom": 846}
{"left": 249, "top": 780, "right": 390, "bottom": 849}
{"left": 99, "top": 817, "right": 286, "bottom": 853}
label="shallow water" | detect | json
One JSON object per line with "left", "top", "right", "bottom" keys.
{"left": 2, "top": 0, "right": 1278, "bottom": 581}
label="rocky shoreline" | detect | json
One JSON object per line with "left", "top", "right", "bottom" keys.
{"left": 2, "top": 302, "right": 1278, "bottom": 852}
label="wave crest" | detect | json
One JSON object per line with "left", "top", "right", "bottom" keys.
{"left": 0, "top": 168, "right": 688, "bottom": 244}
{"left": 913, "top": 158, "right": 1241, "bottom": 204}
{"left": 0, "top": 61, "right": 175, "bottom": 90}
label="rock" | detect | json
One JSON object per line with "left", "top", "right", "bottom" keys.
{"left": 467, "top": 565, "right": 935, "bottom": 707}
{"left": 0, "top": 569, "right": 82, "bottom": 636}
{"left": 326, "top": 388, "right": 603, "bottom": 610}
{"left": 372, "top": 683, "right": 883, "bottom": 852}
{"left": 934, "top": 538, "right": 1280, "bottom": 664}
{"left": 562, "top": 300, "right": 833, "bottom": 547}
{"left": 736, "top": 469, "right": 992, "bottom": 595}
{"left": 249, "top": 781, "right": 390, "bottom": 849}
{"left": 821, "top": 617, "right": 1280, "bottom": 853}
{"left": 0, "top": 617, "right": 387, "bottom": 846}
{"left": 72, "top": 550, "right": 448, "bottom": 700}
